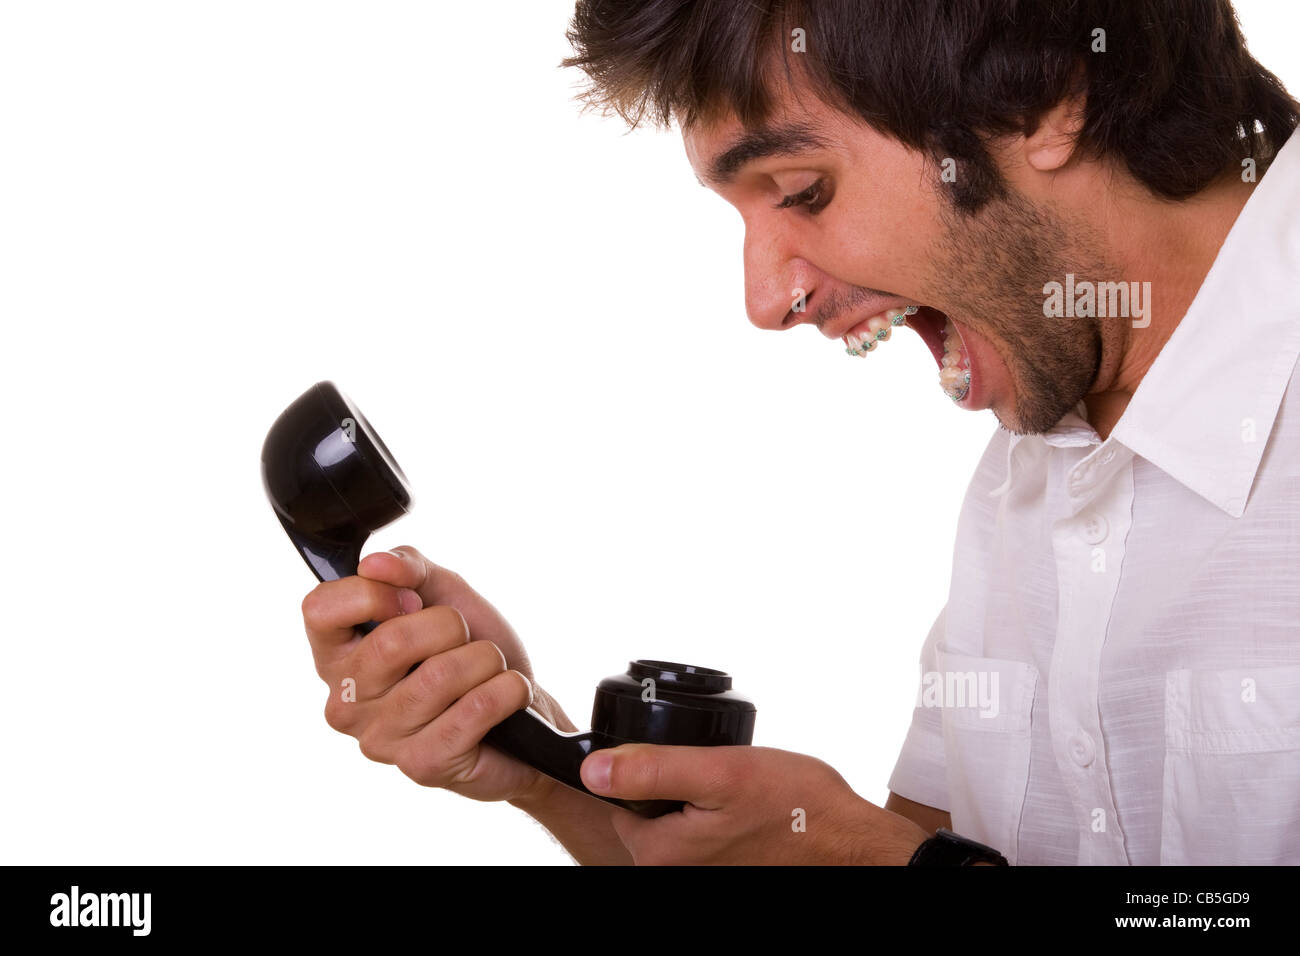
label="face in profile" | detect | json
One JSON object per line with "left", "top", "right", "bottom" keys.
{"left": 683, "top": 73, "right": 1113, "bottom": 436}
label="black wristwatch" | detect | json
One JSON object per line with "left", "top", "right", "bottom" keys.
{"left": 908, "top": 828, "right": 1009, "bottom": 866}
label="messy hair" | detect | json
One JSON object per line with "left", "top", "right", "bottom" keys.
{"left": 561, "top": 0, "right": 1298, "bottom": 211}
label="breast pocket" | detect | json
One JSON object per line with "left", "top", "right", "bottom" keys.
{"left": 934, "top": 645, "right": 1039, "bottom": 865}
{"left": 1162, "top": 665, "right": 1300, "bottom": 865}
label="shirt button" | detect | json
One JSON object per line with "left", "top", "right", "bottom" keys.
{"left": 1101, "top": 449, "right": 1115, "bottom": 464}
{"left": 1070, "top": 733, "right": 1096, "bottom": 767}
{"left": 1080, "top": 512, "right": 1109, "bottom": 543}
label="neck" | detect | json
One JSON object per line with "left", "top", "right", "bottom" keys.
{"left": 1077, "top": 168, "right": 1255, "bottom": 440}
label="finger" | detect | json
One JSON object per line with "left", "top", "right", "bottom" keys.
{"left": 361, "top": 547, "right": 530, "bottom": 667}
{"left": 352, "top": 605, "right": 472, "bottom": 692}
{"left": 396, "top": 670, "right": 534, "bottom": 786}
{"left": 301, "top": 576, "right": 423, "bottom": 662}
{"left": 383, "top": 641, "right": 511, "bottom": 735}
{"left": 579, "top": 744, "right": 744, "bottom": 809}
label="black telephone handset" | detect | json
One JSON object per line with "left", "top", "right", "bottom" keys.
{"left": 261, "top": 381, "right": 756, "bottom": 817}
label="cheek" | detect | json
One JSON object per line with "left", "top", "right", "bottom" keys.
{"left": 817, "top": 218, "right": 903, "bottom": 278}
{"left": 835, "top": 193, "right": 939, "bottom": 278}
{"left": 838, "top": 232, "right": 936, "bottom": 294}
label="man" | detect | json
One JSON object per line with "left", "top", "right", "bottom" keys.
{"left": 300, "top": 0, "right": 1300, "bottom": 864}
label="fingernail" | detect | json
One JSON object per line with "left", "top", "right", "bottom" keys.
{"left": 582, "top": 752, "right": 612, "bottom": 793}
{"left": 397, "top": 588, "right": 422, "bottom": 614}
{"left": 387, "top": 549, "right": 407, "bottom": 560}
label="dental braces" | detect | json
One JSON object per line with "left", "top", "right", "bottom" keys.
{"left": 945, "top": 370, "right": 971, "bottom": 403}
{"left": 844, "top": 304, "right": 919, "bottom": 356}
{"left": 844, "top": 304, "right": 970, "bottom": 403}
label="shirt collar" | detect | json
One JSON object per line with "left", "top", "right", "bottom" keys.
{"left": 992, "top": 128, "right": 1300, "bottom": 517}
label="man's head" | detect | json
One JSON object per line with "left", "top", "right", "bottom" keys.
{"left": 562, "top": 0, "right": 1297, "bottom": 435}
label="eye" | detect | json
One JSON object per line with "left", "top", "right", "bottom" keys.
{"left": 774, "top": 178, "right": 830, "bottom": 215}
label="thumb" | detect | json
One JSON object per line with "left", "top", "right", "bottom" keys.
{"left": 580, "top": 744, "right": 734, "bottom": 809}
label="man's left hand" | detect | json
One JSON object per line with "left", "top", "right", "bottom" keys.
{"left": 579, "top": 744, "right": 930, "bottom": 865}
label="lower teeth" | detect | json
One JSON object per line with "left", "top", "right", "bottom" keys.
{"left": 940, "top": 320, "right": 972, "bottom": 402}
{"left": 843, "top": 307, "right": 972, "bottom": 402}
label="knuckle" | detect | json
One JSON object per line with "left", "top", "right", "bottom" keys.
{"left": 701, "top": 748, "right": 747, "bottom": 797}
{"left": 711, "top": 753, "right": 740, "bottom": 789}
{"left": 394, "top": 745, "right": 436, "bottom": 787}
{"left": 435, "top": 713, "right": 466, "bottom": 755}
{"left": 396, "top": 659, "right": 445, "bottom": 716}
{"left": 640, "top": 754, "right": 665, "bottom": 795}
{"left": 357, "top": 727, "right": 392, "bottom": 764}
{"left": 322, "top": 696, "right": 341, "bottom": 730}
{"left": 300, "top": 585, "right": 330, "bottom": 627}
{"left": 398, "top": 739, "right": 462, "bottom": 789}
{"left": 705, "top": 765, "right": 734, "bottom": 800}
{"left": 323, "top": 694, "right": 352, "bottom": 733}
{"left": 423, "top": 649, "right": 463, "bottom": 694}
{"left": 367, "top": 620, "right": 409, "bottom": 668}
{"left": 393, "top": 687, "right": 426, "bottom": 722}
{"left": 612, "top": 749, "right": 653, "bottom": 794}
{"left": 399, "top": 659, "right": 433, "bottom": 702}
{"left": 461, "top": 681, "right": 498, "bottom": 722}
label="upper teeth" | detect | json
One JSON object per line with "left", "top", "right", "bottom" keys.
{"left": 843, "top": 305, "right": 918, "bottom": 355}
{"left": 844, "top": 307, "right": 973, "bottom": 404}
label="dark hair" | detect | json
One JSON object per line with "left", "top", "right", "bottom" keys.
{"left": 561, "top": 0, "right": 1299, "bottom": 211}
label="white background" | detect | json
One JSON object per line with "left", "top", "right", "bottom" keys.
{"left": 2, "top": 1, "right": 1296, "bottom": 865}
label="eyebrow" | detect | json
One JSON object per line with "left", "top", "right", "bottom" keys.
{"left": 698, "top": 123, "right": 831, "bottom": 188}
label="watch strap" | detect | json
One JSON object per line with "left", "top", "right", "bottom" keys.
{"left": 908, "top": 828, "right": 1009, "bottom": 866}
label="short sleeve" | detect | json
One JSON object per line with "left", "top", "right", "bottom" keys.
{"left": 886, "top": 603, "right": 950, "bottom": 812}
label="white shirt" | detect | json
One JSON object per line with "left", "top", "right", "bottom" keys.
{"left": 887, "top": 128, "right": 1300, "bottom": 865}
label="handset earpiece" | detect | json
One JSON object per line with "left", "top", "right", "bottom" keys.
{"left": 262, "top": 382, "right": 755, "bottom": 817}
{"left": 261, "top": 381, "right": 412, "bottom": 632}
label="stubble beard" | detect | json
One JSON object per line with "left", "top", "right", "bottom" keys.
{"left": 931, "top": 188, "right": 1109, "bottom": 436}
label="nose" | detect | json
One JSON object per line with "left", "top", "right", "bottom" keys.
{"left": 742, "top": 221, "right": 816, "bottom": 332}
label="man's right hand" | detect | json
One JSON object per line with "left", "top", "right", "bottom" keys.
{"left": 300, "top": 545, "right": 573, "bottom": 805}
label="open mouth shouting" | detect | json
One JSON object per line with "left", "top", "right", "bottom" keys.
{"left": 840, "top": 305, "right": 975, "bottom": 405}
